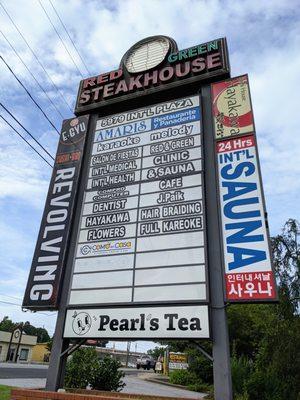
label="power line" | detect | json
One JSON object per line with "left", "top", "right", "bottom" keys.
{"left": 48, "top": 0, "right": 91, "bottom": 75}
{"left": 0, "top": 299, "right": 55, "bottom": 316}
{"left": 0, "top": 1, "right": 74, "bottom": 114}
{"left": 0, "top": 294, "right": 22, "bottom": 301}
{"left": 0, "top": 102, "right": 55, "bottom": 161}
{"left": 0, "top": 29, "right": 65, "bottom": 120}
{"left": 0, "top": 54, "right": 60, "bottom": 135}
{"left": 0, "top": 114, "right": 53, "bottom": 167}
{"left": 38, "top": 0, "right": 84, "bottom": 79}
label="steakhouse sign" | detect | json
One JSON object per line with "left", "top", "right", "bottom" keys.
{"left": 23, "top": 36, "right": 276, "bottom": 345}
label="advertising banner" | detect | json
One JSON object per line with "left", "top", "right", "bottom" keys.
{"left": 212, "top": 75, "right": 254, "bottom": 140}
{"left": 169, "top": 352, "right": 188, "bottom": 370}
{"left": 63, "top": 305, "right": 210, "bottom": 339}
{"left": 216, "top": 135, "right": 276, "bottom": 301}
{"left": 67, "top": 95, "right": 208, "bottom": 311}
{"left": 23, "top": 116, "right": 89, "bottom": 310}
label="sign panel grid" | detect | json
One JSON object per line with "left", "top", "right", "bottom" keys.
{"left": 68, "top": 96, "right": 208, "bottom": 307}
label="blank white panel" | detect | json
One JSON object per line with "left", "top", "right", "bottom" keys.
{"left": 71, "top": 270, "right": 133, "bottom": 289}
{"left": 74, "top": 254, "right": 134, "bottom": 273}
{"left": 134, "top": 283, "right": 207, "bottom": 302}
{"left": 136, "top": 247, "right": 205, "bottom": 268}
{"left": 137, "top": 231, "right": 204, "bottom": 252}
{"left": 69, "top": 288, "right": 132, "bottom": 305}
{"left": 135, "top": 265, "right": 206, "bottom": 286}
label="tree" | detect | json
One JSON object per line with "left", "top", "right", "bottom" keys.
{"left": 147, "top": 346, "right": 165, "bottom": 359}
{"left": 0, "top": 316, "right": 16, "bottom": 332}
{"left": 0, "top": 317, "right": 50, "bottom": 343}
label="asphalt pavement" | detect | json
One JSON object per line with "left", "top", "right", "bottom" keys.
{"left": 0, "top": 364, "right": 140, "bottom": 379}
{"left": 0, "top": 364, "right": 206, "bottom": 398}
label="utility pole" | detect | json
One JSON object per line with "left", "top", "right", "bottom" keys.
{"left": 125, "top": 341, "right": 131, "bottom": 367}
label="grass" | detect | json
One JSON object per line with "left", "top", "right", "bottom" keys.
{"left": 0, "top": 385, "right": 11, "bottom": 400}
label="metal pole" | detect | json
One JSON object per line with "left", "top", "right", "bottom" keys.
{"left": 125, "top": 341, "right": 131, "bottom": 367}
{"left": 201, "top": 84, "right": 233, "bottom": 400}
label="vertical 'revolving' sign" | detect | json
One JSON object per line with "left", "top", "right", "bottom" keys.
{"left": 212, "top": 75, "right": 277, "bottom": 302}
{"left": 23, "top": 116, "right": 89, "bottom": 309}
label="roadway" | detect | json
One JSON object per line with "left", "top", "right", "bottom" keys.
{"left": 0, "top": 364, "right": 140, "bottom": 379}
{"left": 0, "top": 364, "right": 205, "bottom": 398}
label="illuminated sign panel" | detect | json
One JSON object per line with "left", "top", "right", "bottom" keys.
{"left": 67, "top": 95, "right": 208, "bottom": 317}
{"left": 75, "top": 38, "right": 229, "bottom": 114}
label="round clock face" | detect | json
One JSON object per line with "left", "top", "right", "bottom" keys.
{"left": 125, "top": 38, "right": 170, "bottom": 73}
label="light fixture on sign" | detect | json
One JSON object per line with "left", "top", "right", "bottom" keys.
{"left": 123, "top": 36, "right": 174, "bottom": 73}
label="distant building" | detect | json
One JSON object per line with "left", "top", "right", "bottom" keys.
{"left": 32, "top": 342, "right": 50, "bottom": 363}
{"left": 0, "top": 329, "right": 37, "bottom": 363}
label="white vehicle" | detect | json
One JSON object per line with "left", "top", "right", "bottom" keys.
{"left": 136, "top": 355, "right": 156, "bottom": 370}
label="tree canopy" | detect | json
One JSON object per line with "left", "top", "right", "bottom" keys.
{"left": 0, "top": 317, "right": 50, "bottom": 343}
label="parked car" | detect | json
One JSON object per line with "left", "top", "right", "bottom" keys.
{"left": 136, "top": 355, "right": 156, "bottom": 370}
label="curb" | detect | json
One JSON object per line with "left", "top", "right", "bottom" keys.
{"left": 139, "top": 375, "right": 190, "bottom": 390}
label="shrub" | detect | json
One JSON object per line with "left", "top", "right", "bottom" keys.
{"left": 92, "top": 356, "right": 125, "bottom": 392}
{"left": 169, "top": 369, "right": 197, "bottom": 386}
{"left": 231, "top": 355, "right": 252, "bottom": 395}
{"left": 187, "top": 348, "right": 213, "bottom": 384}
{"left": 65, "top": 347, "right": 100, "bottom": 389}
{"left": 65, "top": 349, "right": 125, "bottom": 392}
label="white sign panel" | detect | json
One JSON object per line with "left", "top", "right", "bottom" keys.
{"left": 64, "top": 305, "right": 210, "bottom": 339}
{"left": 67, "top": 95, "right": 208, "bottom": 308}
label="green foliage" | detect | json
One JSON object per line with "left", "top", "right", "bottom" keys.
{"left": 0, "top": 317, "right": 15, "bottom": 332}
{"left": 0, "top": 385, "right": 10, "bottom": 400}
{"left": 65, "top": 347, "right": 100, "bottom": 389}
{"left": 0, "top": 317, "right": 50, "bottom": 343}
{"left": 231, "top": 355, "right": 252, "bottom": 396}
{"left": 147, "top": 346, "right": 165, "bottom": 358}
{"left": 169, "top": 369, "right": 197, "bottom": 386}
{"left": 187, "top": 382, "right": 211, "bottom": 393}
{"left": 65, "top": 349, "right": 125, "bottom": 392}
{"left": 92, "top": 356, "right": 125, "bottom": 392}
{"left": 187, "top": 348, "right": 213, "bottom": 384}
{"left": 169, "top": 369, "right": 211, "bottom": 393}
{"left": 157, "top": 219, "right": 300, "bottom": 400}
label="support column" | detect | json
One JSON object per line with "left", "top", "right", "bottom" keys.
{"left": 201, "top": 84, "right": 233, "bottom": 400}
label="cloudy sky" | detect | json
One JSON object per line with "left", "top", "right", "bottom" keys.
{"left": 0, "top": 0, "right": 299, "bottom": 350}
